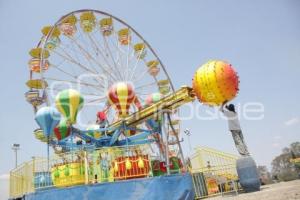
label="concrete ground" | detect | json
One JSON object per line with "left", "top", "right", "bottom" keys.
{"left": 209, "top": 180, "right": 300, "bottom": 200}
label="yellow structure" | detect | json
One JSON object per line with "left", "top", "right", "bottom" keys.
{"left": 190, "top": 146, "right": 239, "bottom": 179}
{"left": 10, "top": 160, "right": 35, "bottom": 199}
{"left": 118, "top": 28, "right": 131, "bottom": 45}
{"left": 100, "top": 18, "right": 113, "bottom": 36}
{"left": 190, "top": 146, "right": 240, "bottom": 199}
{"left": 290, "top": 157, "right": 300, "bottom": 167}
{"left": 51, "top": 162, "right": 85, "bottom": 187}
{"left": 80, "top": 12, "right": 96, "bottom": 32}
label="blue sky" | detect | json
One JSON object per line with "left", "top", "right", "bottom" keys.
{"left": 0, "top": 0, "right": 300, "bottom": 198}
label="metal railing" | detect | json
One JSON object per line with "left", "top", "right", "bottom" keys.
{"left": 190, "top": 164, "right": 240, "bottom": 199}
{"left": 10, "top": 145, "right": 240, "bottom": 199}
{"left": 9, "top": 145, "right": 184, "bottom": 198}
{"left": 10, "top": 159, "right": 38, "bottom": 198}
{"left": 188, "top": 146, "right": 241, "bottom": 199}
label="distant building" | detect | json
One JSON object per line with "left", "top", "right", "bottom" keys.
{"left": 189, "top": 146, "right": 240, "bottom": 198}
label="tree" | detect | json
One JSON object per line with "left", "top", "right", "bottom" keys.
{"left": 271, "top": 142, "right": 300, "bottom": 181}
{"left": 290, "top": 142, "right": 300, "bottom": 157}
{"left": 257, "top": 165, "right": 272, "bottom": 184}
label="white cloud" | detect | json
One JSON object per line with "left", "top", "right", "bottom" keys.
{"left": 284, "top": 117, "right": 300, "bottom": 126}
{"left": 273, "top": 135, "right": 281, "bottom": 140}
{"left": 272, "top": 143, "right": 280, "bottom": 148}
{"left": 0, "top": 174, "right": 9, "bottom": 180}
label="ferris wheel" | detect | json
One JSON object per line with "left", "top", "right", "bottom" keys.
{"left": 25, "top": 9, "right": 181, "bottom": 154}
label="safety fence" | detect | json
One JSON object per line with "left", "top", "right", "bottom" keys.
{"left": 10, "top": 145, "right": 241, "bottom": 199}
{"left": 188, "top": 146, "right": 241, "bottom": 199}
{"left": 9, "top": 145, "right": 184, "bottom": 199}
{"left": 191, "top": 164, "right": 240, "bottom": 199}
{"left": 10, "top": 160, "right": 35, "bottom": 198}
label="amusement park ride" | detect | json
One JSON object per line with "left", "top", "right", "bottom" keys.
{"left": 13, "top": 9, "right": 255, "bottom": 200}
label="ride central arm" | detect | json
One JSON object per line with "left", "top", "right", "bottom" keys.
{"left": 108, "top": 86, "right": 195, "bottom": 131}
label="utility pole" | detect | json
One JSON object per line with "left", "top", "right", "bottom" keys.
{"left": 12, "top": 144, "right": 20, "bottom": 168}
{"left": 184, "top": 129, "right": 192, "bottom": 154}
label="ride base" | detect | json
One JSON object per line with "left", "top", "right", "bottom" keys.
{"left": 14, "top": 174, "right": 194, "bottom": 200}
